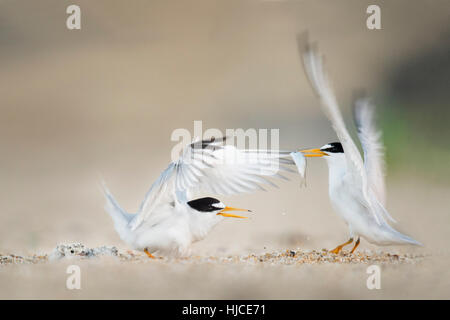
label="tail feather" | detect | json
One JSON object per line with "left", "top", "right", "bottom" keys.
{"left": 392, "top": 230, "right": 422, "bottom": 246}
{"left": 369, "top": 192, "right": 420, "bottom": 245}
{"left": 384, "top": 224, "right": 422, "bottom": 246}
{"left": 101, "top": 182, "right": 135, "bottom": 241}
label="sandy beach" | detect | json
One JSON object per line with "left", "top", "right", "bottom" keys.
{"left": 1, "top": 175, "right": 449, "bottom": 299}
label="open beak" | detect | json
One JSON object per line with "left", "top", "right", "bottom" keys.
{"left": 217, "top": 206, "right": 251, "bottom": 219}
{"left": 300, "top": 148, "right": 328, "bottom": 157}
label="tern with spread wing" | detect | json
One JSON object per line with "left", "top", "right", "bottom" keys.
{"left": 103, "top": 137, "right": 295, "bottom": 257}
{"left": 299, "top": 46, "right": 421, "bottom": 253}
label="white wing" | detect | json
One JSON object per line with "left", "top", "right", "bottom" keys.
{"left": 191, "top": 146, "right": 295, "bottom": 195}
{"left": 302, "top": 47, "right": 384, "bottom": 225}
{"left": 129, "top": 137, "right": 294, "bottom": 230}
{"left": 353, "top": 98, "right": 386, "bottom": 206}
{"left": 354, "top": 98, "right": 396, "bottom": 223}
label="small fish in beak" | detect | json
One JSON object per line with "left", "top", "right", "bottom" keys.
{"left": 290, "top": 151, "right": 307, "bottom": 187}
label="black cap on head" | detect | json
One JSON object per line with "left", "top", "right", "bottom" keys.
{"left": 187, "top": 197, "right": 222, "bottom": 212}
{"left": 321, "top": 142, "right": 344, "bottom": 153}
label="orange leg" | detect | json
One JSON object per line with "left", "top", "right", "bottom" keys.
{"left": 330, "top": 238, "right": 353, "bottom": 254}
{"left": 144, "top": 248, "right": 156, "bottom": 259}
{"left": 350, "top": 237, "right": 360, "bottom": 254}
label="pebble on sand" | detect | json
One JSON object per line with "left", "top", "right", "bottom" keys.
{"left": 0, "top": 243, "right": 425, "bottom": 266}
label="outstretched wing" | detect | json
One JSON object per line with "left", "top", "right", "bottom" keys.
{"left": 128, "top": 137, "right": 220, "bottom": 230}
{"left": 353, "top": 97, "right": 386, "bottom": 206}
{"left": 302, "top": 48, "right": 369, "bottom": 197}
{"left": 129, "top": 137, "right": 294, "bottom": 230}
{"left": 353, "top": 98, "right": 396, "bottom": 223}
{"left": 301, "top": 44, "right": 385, "bottom": 225}
{"left": 191, "top": 146, "right": 295, "bottom": 196}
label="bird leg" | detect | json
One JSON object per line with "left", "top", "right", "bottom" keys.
{"left": 330, "top": 238, "right": 353, "bottom": 254}
{"left": 350, "top": 237, "right": 360, "bottom": 254}
{"left": 144, "top": 248, "right": 156, "bottom": 259}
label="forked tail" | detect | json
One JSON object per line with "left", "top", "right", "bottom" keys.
{"left": 101, "top": 182, "right": 135, "bottom": 241}
{"left": 384, "top": 223, "right": 422, "bottom": 246}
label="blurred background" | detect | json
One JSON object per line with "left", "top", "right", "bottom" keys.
{"left": 0, "top": 0, "right": 449, "bottom": 299}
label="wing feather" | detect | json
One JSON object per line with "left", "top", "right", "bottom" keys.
{"left": 353, "top": 97, "right": 386, "bottom": 206}
{"left": 129, "top": 138, "right": 293, "bottom": 230}
{"left": 301, "top": 46, "right": 383, "bottom": 225}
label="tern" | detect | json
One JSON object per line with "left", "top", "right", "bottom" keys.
{"left": 103, "top": 137, "right": 295, "bottom": 258}
{"left": 299, "top": 46, "right": 421, "bottom": 254}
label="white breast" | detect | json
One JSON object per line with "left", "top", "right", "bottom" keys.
{"left": 131, "top": 207, "right": 193, "bottom": 256}
{"left": 325, "top": 154, "right": 375, "bottom": 238}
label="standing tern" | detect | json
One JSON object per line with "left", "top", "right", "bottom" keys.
{"left": 103, "top": 137, "right": 296, "bottom": 257}
{"left": 299, "top": 46, "right": 421, "bottom": 254}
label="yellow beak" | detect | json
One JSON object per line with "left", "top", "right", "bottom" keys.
{"left": 217, "top": 206, "right": 251, "bottom": 219}
{"left": 300, "top": 148, "right": 328, "bottom": 157}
